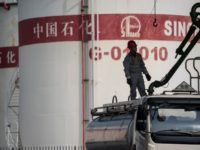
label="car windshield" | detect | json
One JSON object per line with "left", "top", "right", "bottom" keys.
{"left": 150, "top": 105, "right": 200, "bottom": 134}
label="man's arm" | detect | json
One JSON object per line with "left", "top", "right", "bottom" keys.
{"left": 139, "top": 54, "right": 151, "bottom": 81}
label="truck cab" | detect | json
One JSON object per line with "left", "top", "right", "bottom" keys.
{"left": 138, "top": 94, "right": 200, "bottom": 150}
{"left": 86, "top": 94, "right": 200, "bottom": 150}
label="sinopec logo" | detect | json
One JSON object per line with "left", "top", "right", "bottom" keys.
{"left": 121, "top": 16, "right": 141, "bottom": 38}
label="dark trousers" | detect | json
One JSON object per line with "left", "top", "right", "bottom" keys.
{"left": 130, "top": 73, "right": 147, "bottom": 100}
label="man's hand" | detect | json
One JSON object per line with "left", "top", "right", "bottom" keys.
{"left": 145, "top": 74, "right": 151, "bottom": 81}
{"left": 127, "top": 78, "right": 132, "bottom": 86}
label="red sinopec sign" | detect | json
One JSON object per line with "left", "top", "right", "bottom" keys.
{"left": 0, "top": 47, "right": 18, "bottom": 68}
{"left": 19, "top": 14, "right": 193, "bottom": 46}
{"left": 19, "top": 15, "right": 82, "bottom": 46}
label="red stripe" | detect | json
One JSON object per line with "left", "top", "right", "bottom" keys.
{"left": 0, "top": 47, "right": 18, "bottom": 68}
{"left": 19, "top": 14, "right": 193, "bottom": 46}
{"left": 19, "top": 15, "right": 82, "bottom": 46}
{"left": 99, "top": 14, "right": 191, "bottom": 41}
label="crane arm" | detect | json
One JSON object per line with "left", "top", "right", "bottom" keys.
{"left": 148, "top": 3, "right": 200, "bottom": 95}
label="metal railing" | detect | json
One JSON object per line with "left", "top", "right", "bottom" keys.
{"left": 0, "top": 145, "right": 83, "bottom": 150}
{"left": 185, "top": 57, "right": 200, "bottom": 94}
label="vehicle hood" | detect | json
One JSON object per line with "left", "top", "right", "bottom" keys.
{"left": 156, "top": 143, "right": 200, "bottom": 150}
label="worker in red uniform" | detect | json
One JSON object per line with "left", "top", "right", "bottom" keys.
{"left": 123, "top": 40, "right": 151, "bottom": 100}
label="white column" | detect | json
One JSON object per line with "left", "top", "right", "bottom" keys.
{"left": 0, "top": 5, "right": 18, "bottom": 147}
{"left": 18, "top": 0, "right": 83, "bottom": 147}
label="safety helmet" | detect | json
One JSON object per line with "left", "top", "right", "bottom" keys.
{"left": 127, "top": 40, "right": 137, "bottom": 49}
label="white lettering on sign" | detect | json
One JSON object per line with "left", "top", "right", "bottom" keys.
{"left": 61, "top": 21, "right": 74, "bottom": 36}
{"left": 7, "top": 51, "right": 16, "bottom": 64}
{"left": 86, "top": 21, "right": 92, "bottom": 35}
{"left": 0, "top": 47, "right": 18, "bottom": 68}
{"left": 33, "top": 21, "right": 75, "bottom": 39}
{"left": 33, "top": 23, "right": 44, "bottom": 38}
{"left": 164, "top": 20, "right": 192, "bottom": 37}
{"left": 46, "top": 22, "right": 58, "bottom": 37}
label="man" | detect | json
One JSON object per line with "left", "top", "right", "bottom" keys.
{"left": 123, "top": 40, "right": 151, "bottom": 100}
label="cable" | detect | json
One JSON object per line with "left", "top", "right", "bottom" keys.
{"left": 153, "top": 0, "right": 158, "bottom": 27}
{"left": 136, "top": 0, "right": 158, "bottom": 45}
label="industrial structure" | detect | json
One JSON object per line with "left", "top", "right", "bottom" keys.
{"left": 86, "top": 3, "right": 200, "bottom": 149}
{"left": 0, "top": 0, "right": 199, "bottom": 149}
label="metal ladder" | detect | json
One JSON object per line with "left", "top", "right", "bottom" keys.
{"left": 6, "top": 68, "right": 20, "bottom": 148}
{"left": 185, "top": 57, "right": 200, "bottom": 94}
